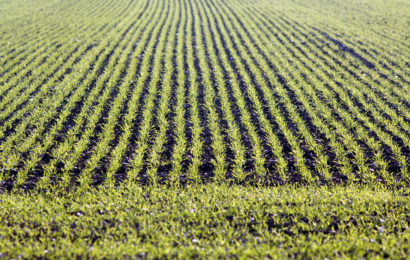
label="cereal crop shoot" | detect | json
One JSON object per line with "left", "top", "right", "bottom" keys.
{"left": 0, "top": 0, "right": 409, "bottom": 258}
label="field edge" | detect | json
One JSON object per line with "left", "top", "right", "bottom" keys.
{"left": 0, "top": 184, "right": 408, "bottom": 258}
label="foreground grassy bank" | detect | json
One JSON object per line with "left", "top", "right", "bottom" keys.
{"left": 1, "top": 185, "right": 408, "bottom": 258}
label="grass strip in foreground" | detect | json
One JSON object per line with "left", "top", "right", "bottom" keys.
{"left": 0, "top": 185, "right": 408, "bottom": 258}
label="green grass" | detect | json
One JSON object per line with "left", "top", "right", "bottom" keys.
{"left": 1, "top": 185, "right": 409, "bottom": 258}
{"left": 0, "top": 0, "right": 409, "bottom": 257}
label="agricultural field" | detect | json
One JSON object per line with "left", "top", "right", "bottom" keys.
{"left": 0, "top": 0, "right": 409, "bottom": 258}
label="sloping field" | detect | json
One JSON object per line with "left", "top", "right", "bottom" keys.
{"left": 0, "top": 0, "right": 409, "bottom": 190}
{"left": 0, "top": 0, "right": 409, "bottom": 257}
